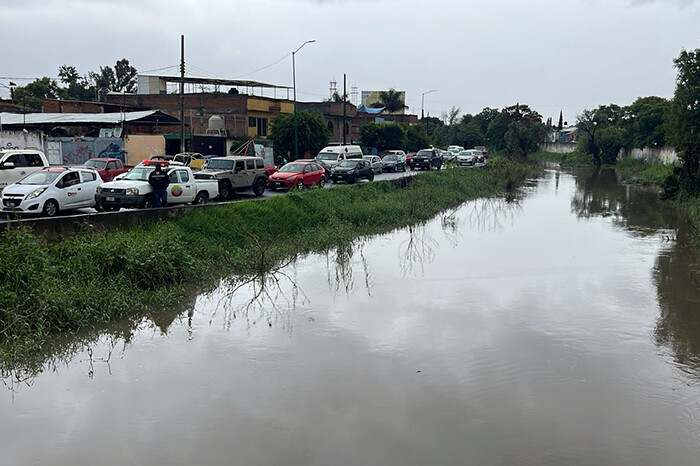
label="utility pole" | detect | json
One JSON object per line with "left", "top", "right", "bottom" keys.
{"left": 343, "top": 73, "right": 347, "bottom": 145}
{"left": 179, "top": 34, "right": 186, "bottom": 153}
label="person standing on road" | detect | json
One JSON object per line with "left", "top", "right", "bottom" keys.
{"left": 148, "top": 163, "right": 169, "bottom": 207}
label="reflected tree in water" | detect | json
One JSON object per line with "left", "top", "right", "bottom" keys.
{"left": 571, "top": 167, "right": 681, "bottom": 236}
{"left": 325, "top": 239, "right": 374, "bottom": 297}
{"left": 1, "top": 287, "right": 200, "bottom": 393}
{"left": 653, "top": 220, "right": 700, "bottom": 381}
{"left": 399, "top": 223, "right": 437, "bottom": 277}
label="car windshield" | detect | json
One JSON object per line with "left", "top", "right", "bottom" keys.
{"left": 317, "top": 153, "right": 338, "bottom": 161}
{"left": 278, "top": 163, "right": 305, "bottom": 173}
{"left": 85, "top": 159, "right": 107, "bottom": 169}
{"left": 416, "top": 150, "right": 433, "bottom": 156}
{"left": 383, "top": 155, "right": 397, "bottom": 161}
{"left": 124, "top": 167, "right": 154, "bottom": 181}
{"left": 205, "top": 159, "right": 235, "bottom": 170}
{"left": 337, "top": 160, "right": 358, "bottom": 168}
{"left": 17, "top": 171, "right": 62, "bottom": 185}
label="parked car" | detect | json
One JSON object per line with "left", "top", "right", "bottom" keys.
{"left": 315, "top": 145, "right": 364, "bottom": 171}
{"left": 193, "top": 155, "right": 268, "bottom": 198}
{"left": 447, "top": 145, "right": 464, "bottom": 155}
{"left": 386, "top": 150, "right": 407, "bottom": 160}
{"left": 331, "top": 159, "right": 375, "bottom": 184}
{"left": 457, "top": 150, "right": 477, "bottom": 166}
{"left": 411, "top": 148, "right": 443, "bottom": 170}
{"left": 81, "top": 158, "right": 133, "bottom": 182}
{"left": 1, "top": 167, "right": 102, "bottom": 217}
{"left": 268, "top": 161, "right": 327, "bottom": 190}
{"left": 441, "top": 149, "right": 457, "bottom": 164}
{"left": 381, "top": 154, "right": 406, "bottom": 172}
{"left": 95, "top": 160, "right": 218, "bottom": 210}
{"left": 0, "top": 149, "right": 50, "bottom": 193}
{"left": 405, "top": 152, "right": 416, "bottom": 169}
{"left": 363, "top": 155, "right": 383, "bottom": 174}
{"left": 468, "top": 148, "right": 486, "bottom": 164}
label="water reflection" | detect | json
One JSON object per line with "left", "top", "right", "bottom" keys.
{"left": 1, "top": 290, "right": 196, "bottom": 394}
{"left": 571, "top": 168, "right": 680, "bottom": 236}
{"left": 653, "top": 220, "right": 700, "bottom": 381}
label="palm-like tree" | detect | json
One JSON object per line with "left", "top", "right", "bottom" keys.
{"left": 375, "top": 88, "right": 408, "bottom": 113}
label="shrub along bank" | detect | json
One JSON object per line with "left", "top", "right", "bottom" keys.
{"left": 0, "top": 159, "right": 540, "bottom": 362}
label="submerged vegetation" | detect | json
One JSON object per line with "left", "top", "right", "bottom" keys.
{"left": 529, "top": 151, "right": 596, "bottom": 168}
{"left": 0, "top": 159, "right": 540, "bottom": 363}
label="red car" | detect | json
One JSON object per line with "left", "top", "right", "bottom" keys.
{"left": 268, "top": 161, "right": 327, "bottom": 190}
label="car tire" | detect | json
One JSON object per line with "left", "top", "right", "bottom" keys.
{"left": 296, "top": 179, "right": 304, "bottom": 190}
{"left": 319, "top": 176, "right": 326, "bottom": 187}
{"left": 142, "top": 196, "right": 154, "bottom": 209}
{"left": 219, "top": 180, "right": 232, "bottom": 200}
{"left": 349, "top": 176, "right": 356, "bottom": 184}
{"left": 94, "top": 202, "right": 105, "bottom": 212}
{"left": 378, "top": 167, "right": 383, "bottom": 174}
{"left": 253, "top": 178, "right": 266, "bottom": 197}
{"left": 369, "top": 173, "right": 375, "bottom": 182}
{"left": 42, "top": 199, "right": 59, "bottom": 217}
{"left": 194, "top": 192, "right": 208, "bottom": 205}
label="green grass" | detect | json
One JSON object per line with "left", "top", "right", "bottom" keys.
{"left": 0, "top": 159, "right": 541, "bottom": 364}
{"left": 614, "top": 158, "right": 676, "bottom": 187}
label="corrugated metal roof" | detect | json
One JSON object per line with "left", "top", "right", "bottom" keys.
{"left": 0, "top": 110, "right": 179, "bottom": 125}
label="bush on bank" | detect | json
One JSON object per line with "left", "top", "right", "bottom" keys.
{"left": 0, "top": 159, "right": 540, "bottom": 361}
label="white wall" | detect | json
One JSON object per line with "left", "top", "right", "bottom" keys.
{"left": 617, "top": 146, "right": 677, "bottom": 164}
{"left": 0, "top": 130, "right": 44, "bottom": 152}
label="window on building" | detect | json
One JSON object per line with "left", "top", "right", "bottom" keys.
{"left": 248, "top": 117, "right": 268, "bottom": 136}
{"left": 327, "top": 120, "right": 334, "bottom": 132}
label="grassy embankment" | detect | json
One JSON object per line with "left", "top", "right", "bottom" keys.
{"left": 529, "top": 151, "right": 596, "bottom": 168}
{"left": 0, "top": 158, "right": 541, "bottom": 362}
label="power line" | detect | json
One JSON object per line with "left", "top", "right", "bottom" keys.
{"left": 233, "top": 53, "right": 290, "bottom": 79}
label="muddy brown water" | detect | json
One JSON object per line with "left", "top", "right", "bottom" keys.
{"left": 2, "top": 168, "right": 700, "bottom": 465}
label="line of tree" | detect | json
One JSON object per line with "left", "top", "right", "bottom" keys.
{"left": 574, "top": 47, "right": 700, "bottom": 194}
{"left": 9, "top": 59, "right": 137, "bottom": 110}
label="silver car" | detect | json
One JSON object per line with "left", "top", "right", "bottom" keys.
{"left": 363, "top": 155, "right": 383, "bottom": 174}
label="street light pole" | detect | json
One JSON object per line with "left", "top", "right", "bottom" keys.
{"left": 293, "top": 39, "right": 315, "bottom": 160}
{"left": 421, "top": 89, "right": 437, "bottom": 119}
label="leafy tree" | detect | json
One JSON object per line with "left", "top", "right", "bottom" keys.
{"left": 405, "top": 124, "right": 431, "bottom": 152}
{"left": 455, "top": 119, "right": 486, "bottom": 149}
{"left": 359, "top": 122, "right": 407, "bottom": 151}
{"left": 576, "top": 104, "right": 624, "bottom": 165}
{"left": 668, "top": 48, "right": 700, "bottom": 191}
{"left": 58, "top": 65, "right": 95, "bottom": 101}
{"left": 269, "top": 111, "right": 330, "bottom": 160}
{"left": 499, "top": 104, "right": 546, "bottom": 158}
{"left": 557, "top": 110, "right": 564, "bottom": 131}
{"left": 418, "top": 116, "right": 447, "bottom": 147}
{"left": 114, "top": 58, "right": 138, "bottom": 93}
{"left": 441, "top": 106, "right": 461, "bottom": 126}
{"left": 624, "top": 96, "right": 670, "bottom": 149}
{"left": 12, "top": 77, "right": 66, "bottom": 110}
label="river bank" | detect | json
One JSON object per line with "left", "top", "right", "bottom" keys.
{"left": 0, "top": 159, "right": 540, "bottom": 363}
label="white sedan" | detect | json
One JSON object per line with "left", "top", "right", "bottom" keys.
{"left": 1, "top": 167, "right": 102, "bottom": 217}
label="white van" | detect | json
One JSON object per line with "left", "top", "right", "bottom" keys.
{"left": 315, "top": 145, "right": 364, "bottom": 170}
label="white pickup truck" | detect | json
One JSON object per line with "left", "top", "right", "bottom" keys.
{"left": 94, "top": 160, "right": 218, "bottom": 211}
{"left": 0, "top": 149, "right": 50, "bottom": 193}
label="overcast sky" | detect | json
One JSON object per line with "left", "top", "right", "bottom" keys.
{"left": 1, "top": 0, "right": 698, "bottom": 124}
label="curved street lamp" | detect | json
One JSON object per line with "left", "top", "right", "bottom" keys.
{"left": 421, "top": 89, "right": 437, "bottom": 119}
{"left": 293, "top": 40, "right": 316, "bottom": 159}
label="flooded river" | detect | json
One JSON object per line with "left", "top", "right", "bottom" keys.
{"left": 2, "top": 168, "right": 700, "bottom": 465}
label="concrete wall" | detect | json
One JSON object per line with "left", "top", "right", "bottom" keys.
{"left": 539, "top": 142, "right": 578, "bottom": 153}
{"left": 125, "top": 135, "right": 165, "bottom": 165}
{"left": 0, "top": 130, "right": 44, "bottom": 152}
{"left": 45, "top": 137, "right": 126, "bottom": 164}
{"left": 617, "top": 146, "right": 677, "bottom": 164}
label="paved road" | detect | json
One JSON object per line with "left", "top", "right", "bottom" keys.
{"left": 0, "top": 167, "right": 427, "bottom": 223}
